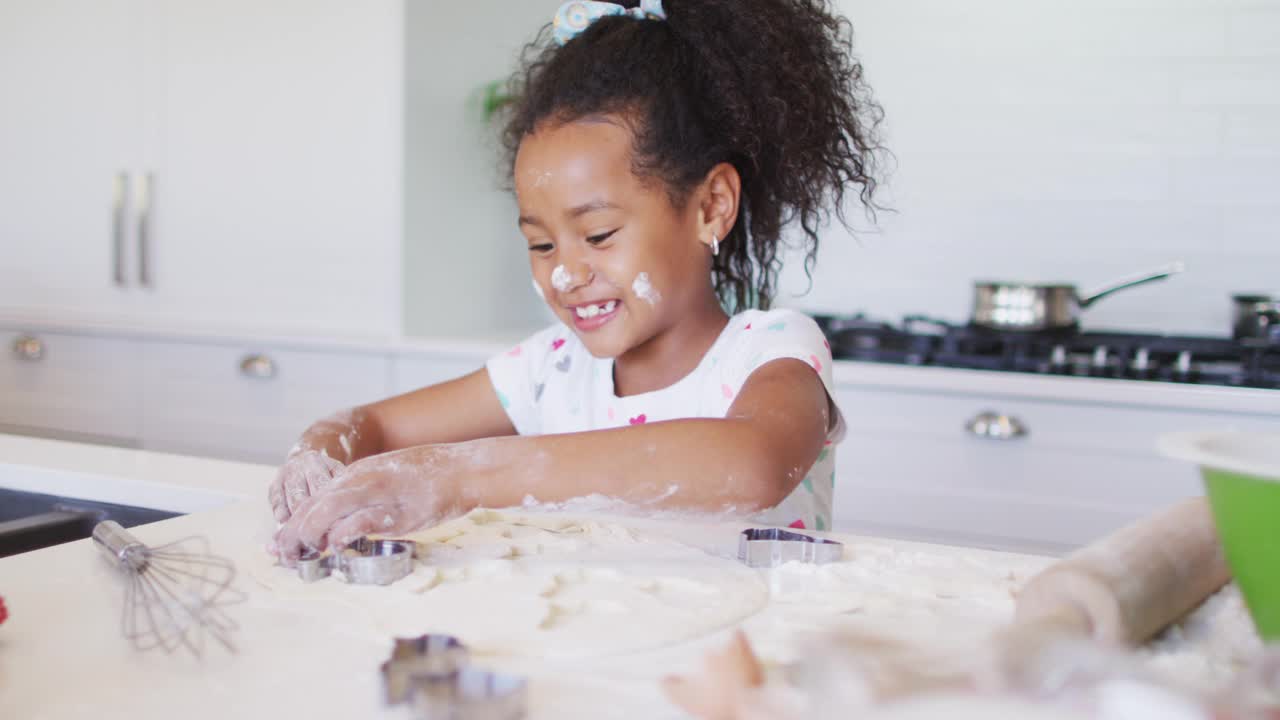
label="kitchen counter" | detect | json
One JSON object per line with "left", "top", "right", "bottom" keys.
{"left": 0, "top": 435, "right": 1264, "bottom": 719}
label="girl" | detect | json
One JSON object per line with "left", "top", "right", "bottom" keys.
{"left": 272, "top": 0, "right": 883, "bottom": 562}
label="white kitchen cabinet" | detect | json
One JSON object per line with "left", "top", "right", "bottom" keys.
{"left": 391, "top": 351, "right": 489, "bottom": 395}
{"left": 0, "top": 329, "right": 143, "bottom": 445}
{"left": 139, "top": 340, "right": 391, "bottom": 464}
{"left": 830, "top": 383, "right": 1280, "bottom": 554}
{"left": 0, "top": 1, "right": 402, "bottom": 337}
{"left": 139, "top": 0, "right": 402, "bottom": 336}
{"left": 0, "top": 0, "right": 146, "bottom": 318}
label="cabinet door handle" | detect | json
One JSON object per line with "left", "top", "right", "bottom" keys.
{"left": 112, "top": 172, "right": 129, "bottom": 286}
{"left": 137, "top": 172, "right": 154, "bottom": 288}
{"left": 13, "top": 335, "right": 45, "bottom": 362}
{"left": 239, "top": 354, "right": 277, "bottom": 380}
{"left": 965, "top": 411, "right": 1028, "bottom": 441}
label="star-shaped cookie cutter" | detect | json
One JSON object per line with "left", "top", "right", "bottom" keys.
{"left": 382, "top": 634, "right": 527, "bottom": 719}
{"left": 736, "top": 527, "right": 844, "bottom": 568}
{"left": 296, "top": 537, "right": 416, "bottom": 585}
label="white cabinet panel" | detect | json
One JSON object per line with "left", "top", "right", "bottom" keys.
{"left": 140, "top": 341, "right": 391, "bottom": 464}
{"left": 0, "top": 2, "right": 402, "bottom": 336}
{"left": 138, "top": 0, "right": 402, "bottom": 336}
{"left": 0, "top": 330, "right": 142, "bottom": 443}
{"left": 0, "top": 0, "right": 145, "bottom": 317}
{"left": 830, "top": 386, "right": 1280, "bottom": 554}
{"left": 391, "top": 353, "right": 486, "bottom": 395}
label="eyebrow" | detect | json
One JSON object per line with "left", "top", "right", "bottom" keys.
{"left": 519, "top": 199, "right": 621, "bottom": 228}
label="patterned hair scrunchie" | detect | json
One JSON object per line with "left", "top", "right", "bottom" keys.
{"left": 553, "top": 0, "right": 666, "bottom": 46}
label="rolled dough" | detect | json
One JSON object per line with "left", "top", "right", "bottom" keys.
{"left": 246, "top": 509, "right": 769, "bottom": 659}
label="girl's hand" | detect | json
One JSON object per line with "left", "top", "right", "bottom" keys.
{"left": 272, "top": 449, "right": 463, "bottom": 564}
{"left": 268, "top": 449, "right": 347, "bottom": 523}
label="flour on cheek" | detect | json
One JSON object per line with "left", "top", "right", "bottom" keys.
{"left": 531, "top": 278, "right": 545, "bottom": 301}
{"left": 632, "top": 272, "right": 661, "bottom": 306}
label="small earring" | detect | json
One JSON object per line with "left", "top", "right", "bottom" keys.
{"left": 711, "top": 234, "right": 720, "bottom": 256}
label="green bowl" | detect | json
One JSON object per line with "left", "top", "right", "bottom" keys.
{"left": 1160, "top": 432, "right": 1280, "bottom": 641}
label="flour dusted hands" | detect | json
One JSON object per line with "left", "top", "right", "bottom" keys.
{"left": 273, "top": 448, "right": 465, "bottom": 564}
{"left": 269, "top": 449, "right": 346, "bottom": 523}
{"left": 268, "top": 410, "right": 372, "bottom": 522}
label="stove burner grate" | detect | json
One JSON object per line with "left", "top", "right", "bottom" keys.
{"left": 820, "top": 315, "right": 1279, "bottom": 390}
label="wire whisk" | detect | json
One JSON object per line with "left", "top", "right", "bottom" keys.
{"left": 92, "top": 520, "right": 245, "bottom": 657}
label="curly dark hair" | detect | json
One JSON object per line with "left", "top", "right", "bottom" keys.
{"left": 500, "top": 0, "right": 885, "bottom": 312}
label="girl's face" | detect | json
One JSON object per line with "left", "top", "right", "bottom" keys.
{"left": 515, "top": 117, "right": 713, "bottom": 359}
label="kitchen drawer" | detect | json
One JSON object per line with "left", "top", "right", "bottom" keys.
{"left": 0, "top": 330, "right": 142, "bottom": 443}
{"left": 140, "top": 341, "right": 392, "bottom": 464}
{"left": 830, "top": 386, "right": 1280, "bottom": 554}
{"left": 836, "top": 389, "right": 1280, "bottom": 458}
{"left": 391, "top": 353, "right": 486, "bottom": 395}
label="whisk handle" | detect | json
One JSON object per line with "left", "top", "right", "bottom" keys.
{"left": 92, "top": 520, "right": 148, "bottom": 571}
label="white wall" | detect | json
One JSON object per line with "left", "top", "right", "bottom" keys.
{"left": 779, "top": 0, "right": 1280, "bottom": 335}
{"left": 406, "top": 0, "right": 1278, "bottom": 340}
{"left": 403, "top": 0, "right": 559, "bottom": 339}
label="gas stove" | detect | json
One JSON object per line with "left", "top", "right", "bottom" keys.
{"left": 814, "top": 315, "right": 1280, "bottom": 390}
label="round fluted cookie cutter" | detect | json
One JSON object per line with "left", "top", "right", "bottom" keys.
{"left": 297, "top": 537, "right": 416, "bottom": 585}
{"left": 737, "top": 527, "right": 844, "bottom": 568}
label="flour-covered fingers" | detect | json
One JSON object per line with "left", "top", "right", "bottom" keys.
{"left": 326, "top": 506, "right": 401, "bottom": 549}
{"left": 279, "top": 450, "right": 347, "bottom": 517}
{"left": 274, "top": 486, "right": 366, "bottom": 563}
{"left": 291, "top": 485, "right": 379, "bottom": 556}
{"left": 268, "top": 476, "right": 288, "bottom": 523}
{"left": 314, "top": 452, "right": 346, "bottom": 483}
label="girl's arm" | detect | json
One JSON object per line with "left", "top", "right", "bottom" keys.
{"left": 269, "top": 368, "right": 516, "bottom": 522}
{"left": 301, "top": 368, "right": 519, "bottom": 460}
{"left": 274, "top": 358, "right": 830, "bottom": 560}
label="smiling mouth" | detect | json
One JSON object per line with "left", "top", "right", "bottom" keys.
{"left": 571, "top": 300, "right": 618, "bottom": 319}
{"left": 567, "top": 299, "right": 621, "bottom": 331}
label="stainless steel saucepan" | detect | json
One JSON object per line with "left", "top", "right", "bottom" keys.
{"left": 1232, "top": 293, "right": 1280, "bottom": 343}
{"left": 972, "top": 262, "right": 1185, "bottom": 332}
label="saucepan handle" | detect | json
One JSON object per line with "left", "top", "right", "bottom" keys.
{"left": 1078, "top": 261, "right": 1185, "bottom": 308}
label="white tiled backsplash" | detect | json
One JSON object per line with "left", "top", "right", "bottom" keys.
{"left": 780, "top": 0, "right": 1280, "bottom": 335}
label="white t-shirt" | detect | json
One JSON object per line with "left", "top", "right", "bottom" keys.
{"left": 485, "top": 308, "right": 845, "bottom": 530}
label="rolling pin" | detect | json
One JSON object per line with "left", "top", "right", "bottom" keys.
{"left": 1013, "top": 496, "right": 1231, "bottom": 647}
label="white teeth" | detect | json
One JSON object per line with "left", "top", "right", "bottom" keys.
{"left": 574, "top": 301, "right": 617, "bottom": 319}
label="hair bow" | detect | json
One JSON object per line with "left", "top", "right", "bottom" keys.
{"left": 553, "top": 0, "right": 667, "bottom": 46}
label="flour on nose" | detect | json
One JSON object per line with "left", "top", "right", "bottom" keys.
{"left": 551, "top": 265, "right": 573, "bottom": 292}
{"left": 632, "top": 272, "right": 661, "bottom": 306}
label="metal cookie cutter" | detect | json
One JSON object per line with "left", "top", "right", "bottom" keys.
{"left": 297, "top": 537, "right": 416, "bottom": 585}
{"left": 382, "top": 634, "right": 469, "bottom": 704}
{"left": 737, "top": 527, "right": 844, "bottom": 568}
{"left": 382, "top": 634, "right": 528, "bottom": 720}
